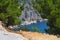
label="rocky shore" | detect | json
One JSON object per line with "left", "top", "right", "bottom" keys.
{"left": 0, "top": 21, "right": 60, "bottom": 40}
{"left": 0, "top": 21, "right": 28, "bottom": 40}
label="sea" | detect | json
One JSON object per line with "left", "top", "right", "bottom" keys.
{"left": 13, "top": 20, "right": 49, "bottom": 33}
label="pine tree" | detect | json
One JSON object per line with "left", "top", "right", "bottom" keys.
{"left": 0, "top": 0, "right": 23, "bottom": 26}
{"left": 32, "top": 0, "right": 60, "bottom": 35}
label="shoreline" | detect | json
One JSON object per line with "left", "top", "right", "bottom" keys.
{"left": 0, "top": 21, "right": 60, "bottom": 40}
{"left": 21, "top": 19, "right": 48, "bottom": 25}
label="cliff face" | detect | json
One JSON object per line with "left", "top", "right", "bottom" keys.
{"left": 0, "top": 21, "right": 60, "bottom": 40}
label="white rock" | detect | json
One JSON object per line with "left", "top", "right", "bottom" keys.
{"left": 0, "top": 30, "right": 28, "bottom": 40}
{"left": 0, "top": 21, "right": 28, "bottom": 40}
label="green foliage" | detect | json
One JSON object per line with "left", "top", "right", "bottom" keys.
{"left": 55, "top": 17, "right": 60, "bottom": 28}
{"left": 0, "top": 0, "right": 23, "bottom": 26}
{"left": 32, "top": 0, "right": 60, "bottom": 35}
{"left": 13, "top": 19, "right": 21, "bottom": 25}
{"left": 32, "top": 27, "right": 40, "bottom": 33}
{"left": 20, "top": 27, "right": 30, "bottom": 31}
{"left": 20, "top": 27, "right": 40, "bottom": 32}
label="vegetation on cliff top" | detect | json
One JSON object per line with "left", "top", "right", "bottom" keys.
{"left": 0, "top": 0, "right": 24, "bottom": 26}
{"left": 32, "top": 0, "right": 60, "bottom": 35}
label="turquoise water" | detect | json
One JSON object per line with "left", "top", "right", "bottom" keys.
{"left": 21, "top": 21, "right": 48, "bottom": 33}
{"left": 13, "top": 21, "right": 49, "bottom": 33}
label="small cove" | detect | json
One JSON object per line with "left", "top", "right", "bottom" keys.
{"left": 12, "top": 21, "right": 49, "bottom": 33}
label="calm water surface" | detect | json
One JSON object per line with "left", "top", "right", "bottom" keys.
{"left": 13, "top": 21, "right": 49, "bottom": 33}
